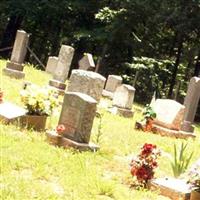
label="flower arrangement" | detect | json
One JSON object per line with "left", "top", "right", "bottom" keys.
{"left": 56, "top": 124, "right": 66, "bottom": 135}
{"left": 187, "top": 165, "right": 200, "bottom": 192}
{"left": 130, "top": 143, "right": 161, "bottom": 188}
{"left": 20, "top": 85, "right": 59, "bottom": 116}
{"left": 142, "top": 104, "right": 157, "bottom": 120}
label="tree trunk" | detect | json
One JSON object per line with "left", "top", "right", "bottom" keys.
{"left": 168, "top": 36, "right": 183, "bottom": 98}
{"left": 0, "top": 15, "right": 23, "bottom": 58}
{"left": 95, "top": 44, "right": 108, "bottom": 73}
{"left": 194, "top": 50, "right": 200, "bottom": 77}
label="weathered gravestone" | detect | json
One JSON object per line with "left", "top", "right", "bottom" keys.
{"left": 152, "top": 99, "right": 185, "bottom": 130}
{"left": 78, "top": 53, "right": 95, "bottom": 71}
{"left": 49, "top": 45, "right": 74, "bottom": 92}
{"left": 102, "top": 75, "right": 122, "bottom": 99}
{"left": 67, "top": 70, "right": 106, "bottom": 102}
{"left": 45, "top": 56, "right": 58, "bottom": 74}
{"left": 0, "top": 102, "right": 27, "bottom": 123}
{"left": 181, "top": 77, "right": 200, "bottom": 132}
{"left": 46, "top": 92, "right": 99, "bottom": 151}
{"left": 3, "top": 30, "right": 29, "bottom": 79}
{"left": 111, "top": 84, "right": 135, "bottom": 117}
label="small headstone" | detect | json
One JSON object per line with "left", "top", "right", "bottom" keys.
{"left": 111, "top": 84, "right": 135, "bottom": 118}
{"left": 0, "top": 102, "right": 27, "bottom": 123}
{"left": 152, "top": 99, "right": 185, "bottom": 130}
{"left": 49, "top": 45, "right": 74, "bottom": 92}
{"left": 78, "top": 53, "right": 95, "bottom": 71}
{"left": 3, "top": 30, "right": 29, "bottom": 79}
{"left": 59, "top": 92, "right": 97, "bottom": 144}
{"left": 113, "top": 84, "right": 135, "bottom": 110}
{"left": 102, "top": 75, "right": 122, "bottom": 99}
{"left": 181, "top": 77, "right": 200, "bottom": 132}
{"left": 67, "top": 70, "right": 106, "bottom": 102}
{"left": 45, "top": 56, "right": 58, "bottom": 74}
{"left": 105, "top": 75, "right": 122, "bottom": 93}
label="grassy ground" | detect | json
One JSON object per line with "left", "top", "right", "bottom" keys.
{"left": 0, "top": 59, "right": 200, "bottom": 200}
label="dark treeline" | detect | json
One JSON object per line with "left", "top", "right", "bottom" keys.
{"left": 0, "top": 0, "right": 200, "bottom": 104}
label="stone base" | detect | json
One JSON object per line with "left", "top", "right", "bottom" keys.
{"left": 46, "top": 131, "right": 99, "bottom": 151}
{"left": 150, "top": 177, "right": 192, "bottom": 200}
{"left": 152, "top": 124, "right": 196, "bottom": 139}
{"left": 109, "top": 107, "right": 134, "bottom": 118}
{"left": 181, "top": 120, "right": 195, "bottom": 133}
{"left": 102, "top": 89, "right": 113, "bottom": 99}
{"left": 6, "top": 61, "right": 24, "bottom": 71}
{"left": 49, "top": 79, "right": 66, "bottom": 94}
{"left": 3, "top": 68, "right": 25, "bottom": 79}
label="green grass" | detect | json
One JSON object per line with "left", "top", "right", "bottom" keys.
{"left": 0, "top": 59, "right": 200, "bottom": 200}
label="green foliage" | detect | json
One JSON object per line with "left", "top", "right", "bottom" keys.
{"left": 170, "top": 142, "right": 193, "bottom": 178}
{"left": 142, "top": 104, "right": 156, "bottom": 119}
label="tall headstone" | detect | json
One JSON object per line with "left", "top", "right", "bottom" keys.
{"left": 152, "top": 99, "right": 185, "bottom": 130}
{"left": 3, "top": 30, "right": 29, "bottom": 79}
{"left": 49, "top": 45, "right": 74, "bottom": 92}
{"left": 59, "top": 92, "right": 97, "bottom": 143}
{"left": 102, "top": 75, "right": 122, "bottom": 99}
{"left": 45, "top": 56, "right": 58, "bottom": 74}
{"left": 111, "top": 84, "right": 135, "bottom": 117}
{"left": 67, "top": 70, "right": 106, "bottom": 102}
{"left": 78, "top": 53, "right": 95, "bottom": 71}
{"left": 181, "top": 77, "right": 200, "bottom": 132}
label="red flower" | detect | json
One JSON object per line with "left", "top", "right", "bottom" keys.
{"left": 56, "top": 124, "right": 65, "bottom": 135}
{"left": 141, "top": 143, "right": 156, "bottom": 156}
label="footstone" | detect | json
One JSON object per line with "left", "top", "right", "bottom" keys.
{"left": 150, "top": 178, "right": 192, "bottom": 200}
{"left": 113, "top": 84, "right": 135, "bottom": 110}
{"left": 181, "top": 77, "right": 200, "bottom": 132}
{"left": 151, "top": 99, "right": 185, "bottom": 130}
{"left": 4, "top": 30, "right": 29, "bottom": 79}
{"left": 0, "top": 102, "right": 27, "bottom": 123}
{"left": 46, "top": 131, "right": 99, "bottom": 151}
{"left": 78, "top": 53, "right": 95, "bottom": 71}
{"left": 45, "top": 56, "right": 58, "bottom": 74}
{"left": 109, "top": 107, "right": 134, "bottom": 118}
{"left": 67, "top": 70, "right": 106, "bottom": 102}
{"left": 59, "top": 92, "right": 97, "bottom": 144}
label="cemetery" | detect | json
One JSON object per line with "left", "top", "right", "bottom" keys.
{"left": 0, "top": 1, "right": 200, "bottom": 199}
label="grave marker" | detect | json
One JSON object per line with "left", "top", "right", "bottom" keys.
{"left": 45, "top": 56, "right": 58, "bottom": 74}
{"left": 3, "top": 30, "right": 29, "bottom": 79}
{"left": 78, "top": 53, "right": 95, "bottom": 71}
{"left": 49, "top": 45, "right": 74, "bottom": 92}
{"left": 67, "top": 70, "right": 106, "bottom": 102}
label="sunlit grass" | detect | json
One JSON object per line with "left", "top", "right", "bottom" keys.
{"left": 0, "top": 59, "right": 199, "bottom": 199}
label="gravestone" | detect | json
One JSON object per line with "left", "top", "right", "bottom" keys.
{"left": 152, "top": 99, "right": 185, "bottom": 130}
{"left": 67, "top": 70, "right": 106, "bottom": 102}
{"left": 102, "top": 75, "right": 122, "bottom": 99}
{"left": 3, "top": 30, "right": 29, "bottom": 79}
{"left": 49, "top": 45, "right": 74, "bottom": 92}
{"left": 46, "top": 92, "right": 99, "bottom": 151}
{"left": 150, "top": 178, "right": 192, "bottom": 200}
{"left": 0, "top": 102, "right": 27, "bottom": 123}
{"left": 45, "top": 56, "right": 58, "bottom": 74}
{"left": 181, "top": 77, "right": 200, "bottom": 132}
{"left": 78, "top": 53, "right": 95, "bottom": 71}
{"left": 111, "top": 84, "right": 135, "bottom": 117}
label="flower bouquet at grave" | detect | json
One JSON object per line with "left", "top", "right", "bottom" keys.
{"left": 130, "top": 143, "right": 161, "bottom": 188}
{"left": 20, "top": 85, "right": 59, "bottom": 130}
{"left": 135, "top": 104, "right": 157, "bottom": 131}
